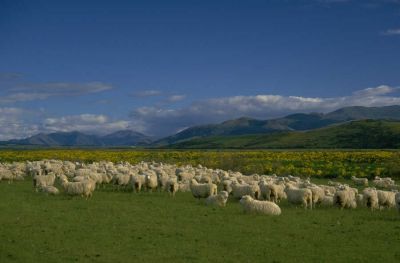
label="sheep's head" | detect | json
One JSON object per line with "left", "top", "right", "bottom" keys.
{"left": 240, "top": 195, "right": 252, "bottom": 204}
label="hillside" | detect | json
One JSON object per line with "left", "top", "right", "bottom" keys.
{"left": 154, "top": 105, "right": 400, "bottom": 146}
{"left": 167, "top": 120, "right": 400, "bottom": 149}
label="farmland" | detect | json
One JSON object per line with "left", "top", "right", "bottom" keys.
{"left": 1, "top": 180, "right": 399, "bottom": 263}
{"left": 1, "top": 149, "right": 400, "bottom": 263}
{"left": 0, "top": 149, "right": 399, "bottom": 179}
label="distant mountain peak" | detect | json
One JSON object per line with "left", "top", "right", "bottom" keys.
{"left": 1, "top": 129, "right": 152, "bottom": 147}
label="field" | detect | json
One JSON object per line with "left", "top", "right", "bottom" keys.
{"left": 1, "top": 180, "right": 399, "bottom": 263}
{"left": 1, "top": 150, "right": 400, "bottom": 263}
{"left": 0, "top": 149, "right": 400, "bottom": 179}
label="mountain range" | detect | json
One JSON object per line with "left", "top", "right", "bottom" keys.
{"left": 2, "top": 105, "right": 400, "bottom": 148}
{"left": 0, "top": 130, "right": 152, "bottom": 147}
{"left": 154, "top": 105, "right": 400, "bottom": 146}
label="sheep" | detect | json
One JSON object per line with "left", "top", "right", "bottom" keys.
{"left": 373, "top": 177, "right": 396, "bottom": 189}
{"left": 166, "top": 178, "right": 179, "bottom": 197}
{"left": 351, "top": 176, "right": 368, "bottom": 187}
{"left": 333, "top": 189, "right": 357, "bottom": 209}
{"left": 320, "top": 194, "right": 334, "bottom": 207}
{"left": 239, "top": 195, "right": 281, "bottom": 215}
{"left": 319, "top": 185, "right": 336, "bottom": 195}
{"left": 60, "top": 177, "right": 94, "bottom": 199}
{"left": 33, "top": 173, "right": 56, "bottom": 190}
{"left": 189, "top": 179, "right": 217, "bottom": 199}
{"left": 362, "top": 188, "right": 379, "bottom": 210}
{"left": 308, "top": 185, "right": 325, "bottom": 208}
{"left": 221, "top": 179, "right": 234, "bottom": 194}
{"left": 205, "top": 191, "right": 229, "bottom": 207}
{"left": 328, "top": 180, "right": 343, "bottom": 187}
{"left": 377, "top": 190, "right": 396, "bottom": 209}
{"left": 284, "top": 185, "right": 313, "bottom": 209}
{"left": 231, "top": 181, "right": 260, "bottom": 200}
{"left": 259, "top": 181, "right": 286, "bottom": 203}
{"left": 178, "top": 182, "right": 191, "bottom": 192}
{"left": 113, "top": 173, "right": 131, "bottom": 191}
{"left": 39, "top": 185, "right": 60, "bottom": 195}
{"left": 395, "top": 192, "right": 400, "bottom": 213}
{"left": 131, "top": 174, "right": 146, "bottom": 193}
{"left": 145, "top": 173, "right": 158, "bottom": 192}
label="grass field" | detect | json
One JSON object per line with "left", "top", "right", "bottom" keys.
{"left": 1, "top": 180, "right": 399, "bottom": 263}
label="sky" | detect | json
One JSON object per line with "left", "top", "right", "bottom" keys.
{"left": 0, "top": 0, "right": 400, "bottom": 140}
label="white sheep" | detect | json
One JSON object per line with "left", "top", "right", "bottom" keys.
{"left": 240, "top": 195, "right": 281, "bottom": 215}
{"left": 178, "top": 182, "right": 191, "bottom": 192}
{"left": 205, "top": 191, "right": 229, "bottom": 207}
{"left": 60, "top": 177, "right": 94, "bottom": 199}
{"left": 145, "top": 173, "right": 158, "bottom": 192}
{"left": 351, "top": 176, "right": 368, "bottom": 186}
{"left": 377, "top": 190, "right": 396, "bottom": 209}
{"left": 39, "top": 185, "right": 60, "bottom": 195}
{"left": 131, "top": 174, "right": 146, "bottom": 193}
{"left": 231, "top": 182, "right": 260, "bottom": 200}
{"left": 308, "top": 185, "right": 325, "bottom": 208}
{"left": 190, "top": 179, "right": 217, "bottom": 199}
{"left": 259, "top": 181, "right": 286, "bottom": 203}
{"left": 33, "top": 173, "right": 56, "bottom": 190}
{"left": 362, "top": 188, "right": 379, "bottom": 210}
{"left": 320, "top": 194, "right": 334, "bottom": 207}
{"left": 333, "top": 189, "right": 357, "bottom": 209}
{"left": 284, "top": 185, "right": 313, "bottom": 209}
{"left": 166, "top": 178, "right": 179, "bottom": 196}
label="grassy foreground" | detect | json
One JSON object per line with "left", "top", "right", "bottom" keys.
{"left": 1, "top": 180, "right": 399, "bottom": 263}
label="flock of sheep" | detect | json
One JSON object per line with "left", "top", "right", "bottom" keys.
{"left": 1, "top": 159, "right": 400, "bottom": 216}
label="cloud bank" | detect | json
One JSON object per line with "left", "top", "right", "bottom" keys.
{"left": 0, "top": 85, "right": 399, "bottom": 140}
{"left": 130, "top": 85, "right": 400, "bottom": 136}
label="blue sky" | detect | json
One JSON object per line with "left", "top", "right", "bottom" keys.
{"left": 0, "top": 0, "right": 400, "bottom": 139}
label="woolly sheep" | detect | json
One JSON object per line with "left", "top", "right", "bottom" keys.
{"left": 351, "top": 176, "right": 368, "bottom": 187}
{"left": 308, "top": 185, "right": 325, "bottom": 208}
{"left": 166, "top": 178, "right": 179, "bottom": 196}
{"left": 320, "top": 194, "right": 334, "bottom": 207}
{"left": 377, "top": 190, "right": 396, "bottom": 209}
{"left": 33, "top": 173, "right": 56, "bottom": 190}
{"left": 259, "top": 181, "right": 286, "bottom": 203}
{"left": 178, "top": 182, "right": 191, "bottom": 192}
{"left": 285, "top": 185, "right": 313, "bottom": 209}
{"left": 145, "top": 173, "right": 158, "bottom": 192}
{"left": 333, "top": 189, "right": 357, "bottom": 209}
{"left": 231, "top": 182, "right": 260, "bottom": 200}
{"left": 60, "top": 177, "right": 94, "bottom": 199}
{"left": 362, "top": 188, "right": 379, "bottom": 210}
{"left": 39, "top": 185, "right": 60, "bottom": 195}
{"left": 190, "top": 179, "right": 217, "bottom": 199}
{"left": 131, "top": 174, "right": 146, "bottom": 193}
{"left": 240, "top": 195, "right": 281, "bottom": 215}
{"left": 205, "top": 191, "right": 229, "bottom": 207}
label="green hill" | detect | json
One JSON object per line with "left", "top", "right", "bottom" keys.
{"left": 168, "top": 120, "right": 400, "bottom": 149}
{"left": 154, "top": 105, "right": 400, "bottom": 146}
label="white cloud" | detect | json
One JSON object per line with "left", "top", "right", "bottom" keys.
{"left": 43, "top": 114, "right": 131, "bottom": 135}
{"left": 132, "top": 90, "right": 162, "bottom": 97}
{"left": 130, "top": 85, "right": 400, "bottom": 137}
{"left": 0, "top": 81, "right": 114, "bottom": 104}
{"left": 0, "top": 107, "right": 40, "bottom": 140}
{"left": 0, "top": 72, "right": 23, "bottom": 81}
{"left": 12, "top": 81, "right": 113, "bottom": 94}
{"left": 166, "top": 94, "right": 186, "bottom": 102}
{"left": 382, "top": 28, "right": 400, "bottom": 36}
